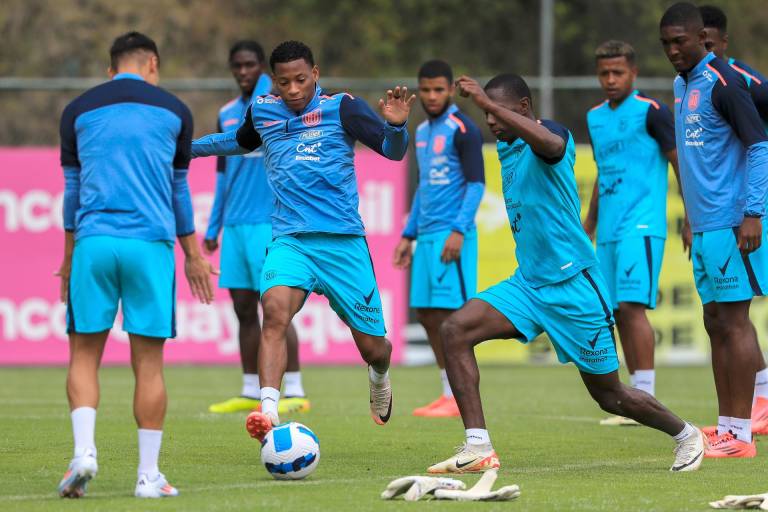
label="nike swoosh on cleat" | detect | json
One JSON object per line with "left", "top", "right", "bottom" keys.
{"left": 456, "top": 458, "right": 479, "bottom": 469}
{"left": 378, "top": 396, "right": 393, "bottom": 423}
{"left": 718, "top": 256, "right": 732, "bottom": 276}
{"left": 364, "top": 288, "right": 376, "bottom": 305}
{"left": 671, "top": 450, "right": 702, "bottom": 471}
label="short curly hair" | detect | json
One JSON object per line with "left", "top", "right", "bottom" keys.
{"left": 269, "top": 40, "right": 314, "bottom": 71}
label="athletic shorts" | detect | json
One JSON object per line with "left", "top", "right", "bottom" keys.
{"left": 476, "top": 267, "right": 619, "bottom": 374}
{"left": 692, "top": 227, "right": 768, "bottom": 304}
{"left": 596, "top": 236, "right": 665, "bottom": 310}
{"left": 219, "top": 223, "right": 272, "bottom": 291}
{"left": 260, "top": 234, "right": 386, "bottom": 336}
{"left": 410, "top": 229, "right": 477, "bottom": 310}
{"left": 67, "top": 235, "right": 176, "bottom": 338}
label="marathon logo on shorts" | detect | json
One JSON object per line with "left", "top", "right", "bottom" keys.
{"left": 578, "top": 346, "right": 611, "bottom": 365}
{"left": 302, "top": 109, "right": 322, "bottom": 127}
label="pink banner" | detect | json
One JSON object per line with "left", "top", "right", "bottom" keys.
{"left": 0, "top": 148, "right": 406, "bottom": 365}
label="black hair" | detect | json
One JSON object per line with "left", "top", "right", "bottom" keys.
{"left": 418, "top": 60, "right": 453, "bottom": 83}
{"left": 269, "top": 40, "right": 314, "bottom": 71}
{"left": 109, "top": 31, "right": 159, "bottom": 70}
{"left": 229, "top": 40, "right": 265, "bottom": 64}
{"left": 700, "top": 5, "right": 727, "bottom": 33}
{"left": 659, "top": 2, "right": 704, "bottom": 30}
{"left": 484, "top": 73, "right": 532, "bottom": 104}
{"left": 595, "top": 40, "right": 636, "bottom": 65}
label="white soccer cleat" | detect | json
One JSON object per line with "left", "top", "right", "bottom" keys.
{"left": 670, "top": 426, "right": 706, "bottom": 472}
{"left": 58, "top": 449, "right": 98, "bottom": 498}
{"left": 599, "top": 415, "right": 640, "bottom": 426}
{"left": 134, "top": 473, "right": 179, "bottom": 498}
{"left": 369, "top": 367, "right": 392, "bottom": 425}
{"left": 427, "top": 443, "right": 501, "bottom": 474}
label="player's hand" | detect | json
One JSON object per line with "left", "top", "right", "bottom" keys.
{"left": 441, "top": 232, "right": 464, "bottom": 263}
{"left": 54, "top": 262, "right": 71, "bottom": 303}
{"left": 184, "top": 255, "right": 219, "bottom": 304}
{"left": 203, "top": 238, "right": 219, "bottom": 254}
{"left": 379, "top": 86, "right": 416, "bottom": 126}
{"left": 393, "top": 238, "right": 413, "bottom": 269}
{"left": 681, "top": 216, "right": 692, "bottom": 260}
{"left": 582, "top": 218, "right": 596, "bottom": 241}
{"left": 455, "top": 76, "right": 492, "bottom": 110}
{"left": 738, "top": 216, "right": 763, "bottom": 254}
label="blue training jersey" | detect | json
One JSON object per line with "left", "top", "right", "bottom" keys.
{"left": 728, "top": 57, "right": 768, "bottom": 129}
{"left": 587, "top": 90, "right": 675, "bottom": 242}
{"left": 402, "top": 104, "right": 485, "bottom": 237}
{"left": 673, "top": 53, "right": 768, "bottom": 233}
{"left": 60, "top": 73, "right": 194, "bottom": 242}
{"left": 205, "top": 74, "right": 273, "bottom": 240}
{"left": 192, "top": 86, "right": 409, "bottom": 237}
{"left": 498, "top": 120, "right": 597, "bottom": 288}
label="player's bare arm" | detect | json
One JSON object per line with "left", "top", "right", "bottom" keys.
{"left": 378, "top": 86, "right": 416, "bottom": 125}
{"left": 441, "top": 232, "right": 464, "bottom": 263}
{"left": 583, "top": 181, "right": 598, "bottom": 241}
{"left": 392, "top": 238, "right": 413, "bottom": 269}
{"left": 664, "top": 148, "right": 692, "bottom": 256}
{"left": 54, "top": 231, "right": 75, "bottom": 303}
{"left": 178, "top": 234, "right": 218, "bottom": 304}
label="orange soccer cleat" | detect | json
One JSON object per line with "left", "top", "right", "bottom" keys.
{"left": 701, "top": 425, "right": 719, "bottom": 444}
{"left": 413, "top": 395, "right": 460, "bottom": 417}
{"left": 704, "top": 432, "right": 757, "bottom": 458}
{"left": 245, "top": 411, "right": 277, "bottom": 443}
{"left": 751, "top": 397, "right": 768, "bottom": 435}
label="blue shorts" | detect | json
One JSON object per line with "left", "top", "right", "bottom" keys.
{"left": 692, "top": 227, "right": 768, "bottom": 304}
{"left": 596, "top": 236, "right": 665, "bottom": 310}
{"left": 476, "top": 267, "right": 619, "bottom": 374}
{"left": 68, "top": 235, "right": 176, "bottom": 338}
{"left": 410, "top": 229, "right": 477, "bottom": 310}
{"left": 260, "top": 234, "right": 386, "bottom": 336}
{"left": 220, "top": 223, "right": 272, "bottom": 291}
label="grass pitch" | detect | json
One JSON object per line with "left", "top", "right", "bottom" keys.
{"left": 1, "top": 364, "right": 765, "bottom": 511}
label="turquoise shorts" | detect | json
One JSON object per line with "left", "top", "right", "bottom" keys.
{"left": 67, "top": 235, "right": 176, "bottom": 338}
{"left": 596, "top": 236, "right": 665, "bottom": 310}
{"left": 692, "top": 227, "right": 768, "bottom": 304}
{"left": 476, "top": 267, "right": 619, "bottom": 374}
{"left": 410, "top": 229, "right": 477, "bottom": 310}
{"left": 220, "top": 223, "right": 272, "bottom": 291}
{"left": 260, "top": 234, "right": 386, "bottom": 336}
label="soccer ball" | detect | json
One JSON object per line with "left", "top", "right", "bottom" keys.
{"left": 260, "top": 422, "right": 320, "bottom": 480}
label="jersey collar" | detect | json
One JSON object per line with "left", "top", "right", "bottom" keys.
{"left": 112, "top": 72, "right": 145, "bottom": 82}
{"left": 680, "top": 52, "right": 716, "bottom": 82}
{"left": 608, "top": 89, "right": 639, "bottom": 111}
{"left": 429, "top": 103, "right": 458, "bottom": 124}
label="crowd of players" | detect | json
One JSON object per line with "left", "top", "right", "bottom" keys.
{"left": 54, "top": 0, "right": 768, "bottom": 500}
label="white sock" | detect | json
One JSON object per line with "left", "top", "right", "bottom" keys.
{"left": 672, "top": 422, "right": 696, "bottom": 442}
{"left": 440, "top": 369, "right": 453, "bottom": 398}
{"left": 717, "top": 416, "right": 731, "bottom": 436}
{"left": 284, "top": 371, "right": 305, "bottom": 398}
{"left": 242, "top": 373, "right": 260, "bottom": 399}
{"left": 465, "top": 428, "right": 491, "bottom": 447}
{"left": 633, "top": 369, "right": 655, "bottom": 397}
{"left": 260, "top": 386, "right": 281, "bottom": 417}
{"left": 729, "top": 417, "right": 752, "bottom": 443}
{"left": 369, "top": 366, "right": 388, "bottom": 385}
{"left": 137, "top": 429, "right": 162, "bottom": 480}
{"left": 629, "top": 373, "right": 636, "bottom": 387}
{"left": 71, "top": 407, "right": 97, "bottom": 457}
{"left": 755, "top": 369, "right": 768, "bottom": 400}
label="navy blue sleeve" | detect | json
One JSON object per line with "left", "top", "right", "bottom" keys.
{"left": 59, "top": 101, "right": 80, "bottom": 168}
{"left": 711, "top": 73, "right": 768, "bottom": 148}
{"left": 234, "top": 104, "right": 263, "bottom": 151}
{"left": 645, "top": 100, "right": 676, "bottom": 153}
{"left": 534, "top": 119, "right": 569, "bottom": 164}
{"left": 215, "top": 117, "right": 226, "bottom": 172}
{"left": 452, "top": 112, "right": 485, "bottom": 183}
{"left": 173, "top": 102, "right": 193, "bottom": 169}
{"left": 339, "top": 94, "right": 408, "bottom": 159}
{"left": 750, "top": 81, "right": 768, "bottom": 122}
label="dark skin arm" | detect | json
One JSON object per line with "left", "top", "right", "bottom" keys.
{"left": 739, "top": 216, "right": 762, "bottom": 254}
{"left": 583, "top": 181, "right": 598, "bottom": 241}
{"left": 664, "top": 148, "right": 692, "bottom": 258}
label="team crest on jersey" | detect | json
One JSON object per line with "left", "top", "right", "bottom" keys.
{"left": 432, "top": 135, "right": 446, "bottom": 154}
{"left": 618, "top": 118, "right": 628, "bottom": 132}
{"left": 302, "top": 109, "right": 322, "bottom": 127}
{"left": 688, "top": 89, "right": 700, "bottom": 111}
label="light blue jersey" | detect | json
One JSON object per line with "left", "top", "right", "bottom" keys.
{"left": 498, "top": 120, "right": 597, "bottom": 288}
{"left": 587, "top": 91, "right": 675, "bottom": 242}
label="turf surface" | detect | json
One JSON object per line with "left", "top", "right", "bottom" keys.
{"left": 1, "top": 365, "right": 765, "bottom": 511}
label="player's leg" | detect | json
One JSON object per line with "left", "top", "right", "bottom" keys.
{"left": 751, "top": 322, "right": 768, "bottom": 434}
{"left": 349, "top": 327, "right": 393, "bottom": 425}
{"left": 616, "top": 301, "right": 655, "bottom": 393}
{"left": 703, "top": 301, "right": 732, "bottom": 439}
{"left": 413, "top": 307, "right": 459, "bottom": 416}
{"left": 281, "top": 321, "right": 310, "bottom": 412}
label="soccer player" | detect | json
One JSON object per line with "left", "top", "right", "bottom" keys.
{"left": 204, "top": 40, "right": 308, "bottom": 415}
{"left": 699, "top": 4, "right": 768, "bottom": 438}
{"left": 427, "top": 73, "right": 705, "bottom": 474}
{"left": 191, "top": 41, "right": 415, "bottom": 438}
{"left": 56, "top": 32, "right": 216, "bottom": 498}
{"left": 660, "top": 2, "right": 768, "bottom": 457}
{"left": 393, "top": 60, "right": 484, "bottom": 417}
{"left": 583, "top": 40, "right": 679, "bottom": 426}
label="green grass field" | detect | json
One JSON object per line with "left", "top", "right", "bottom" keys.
{"left": 1, "top": 364, "right": 765, "bottom": 511}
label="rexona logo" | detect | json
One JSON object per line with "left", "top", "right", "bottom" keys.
{"left": 299, "top": 130, "right": 323, "bottom": 141}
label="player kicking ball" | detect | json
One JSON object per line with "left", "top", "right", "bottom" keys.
{"left": 427, "top": 73, "right": 706, "bottom": 474}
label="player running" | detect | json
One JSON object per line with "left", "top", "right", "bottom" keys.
{"left": 660, "top": 2, "right": 768, "bottom": 458}
{"left": 393, "top": 60, "right": 485, "bottom": 417}
{"left": 427, "top": 73, "right": 705, "bottom": 474}
{"left": 699, "top": 4, "right": 768, "bottom": 439}
{"left": 583, "top": 40, "right": 680, "bottom": 426}
{"left": 56, "top": 32, "right": 216, "bottom": 498}
{"left": 191, "top": 41, "right": 415, "bottom": 439}
{"left": 204, "top": 40, "right": 308, "bottom": 415}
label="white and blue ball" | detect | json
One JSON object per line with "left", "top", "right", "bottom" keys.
{"left": 260, "top": 422, "right": 320, "bottom": 480}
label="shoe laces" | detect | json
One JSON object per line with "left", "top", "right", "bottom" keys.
{"left": 371, "top": 383, "right": 390, "bottom": 404}
{"left": 711, "top": 431, "right": 736, "bottom": 446}
{"left": 673, "top": 433, "right": 700, "bottom": 458}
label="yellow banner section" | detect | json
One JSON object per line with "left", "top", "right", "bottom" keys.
{"left": 474, "top": 144, "right": 767, "bottom": 364}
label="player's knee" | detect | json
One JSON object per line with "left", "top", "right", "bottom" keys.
{"left": 260, "top": 298, "right": 291, "bottom": 336}
{"left": 439, "top": 316, "right": 467, "bottom": 349}
{"left": 232, "top": 298, "right": 259, "bottom": 325}
{"left": 703, "top": 309, "right": 723, "bottom": 338}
